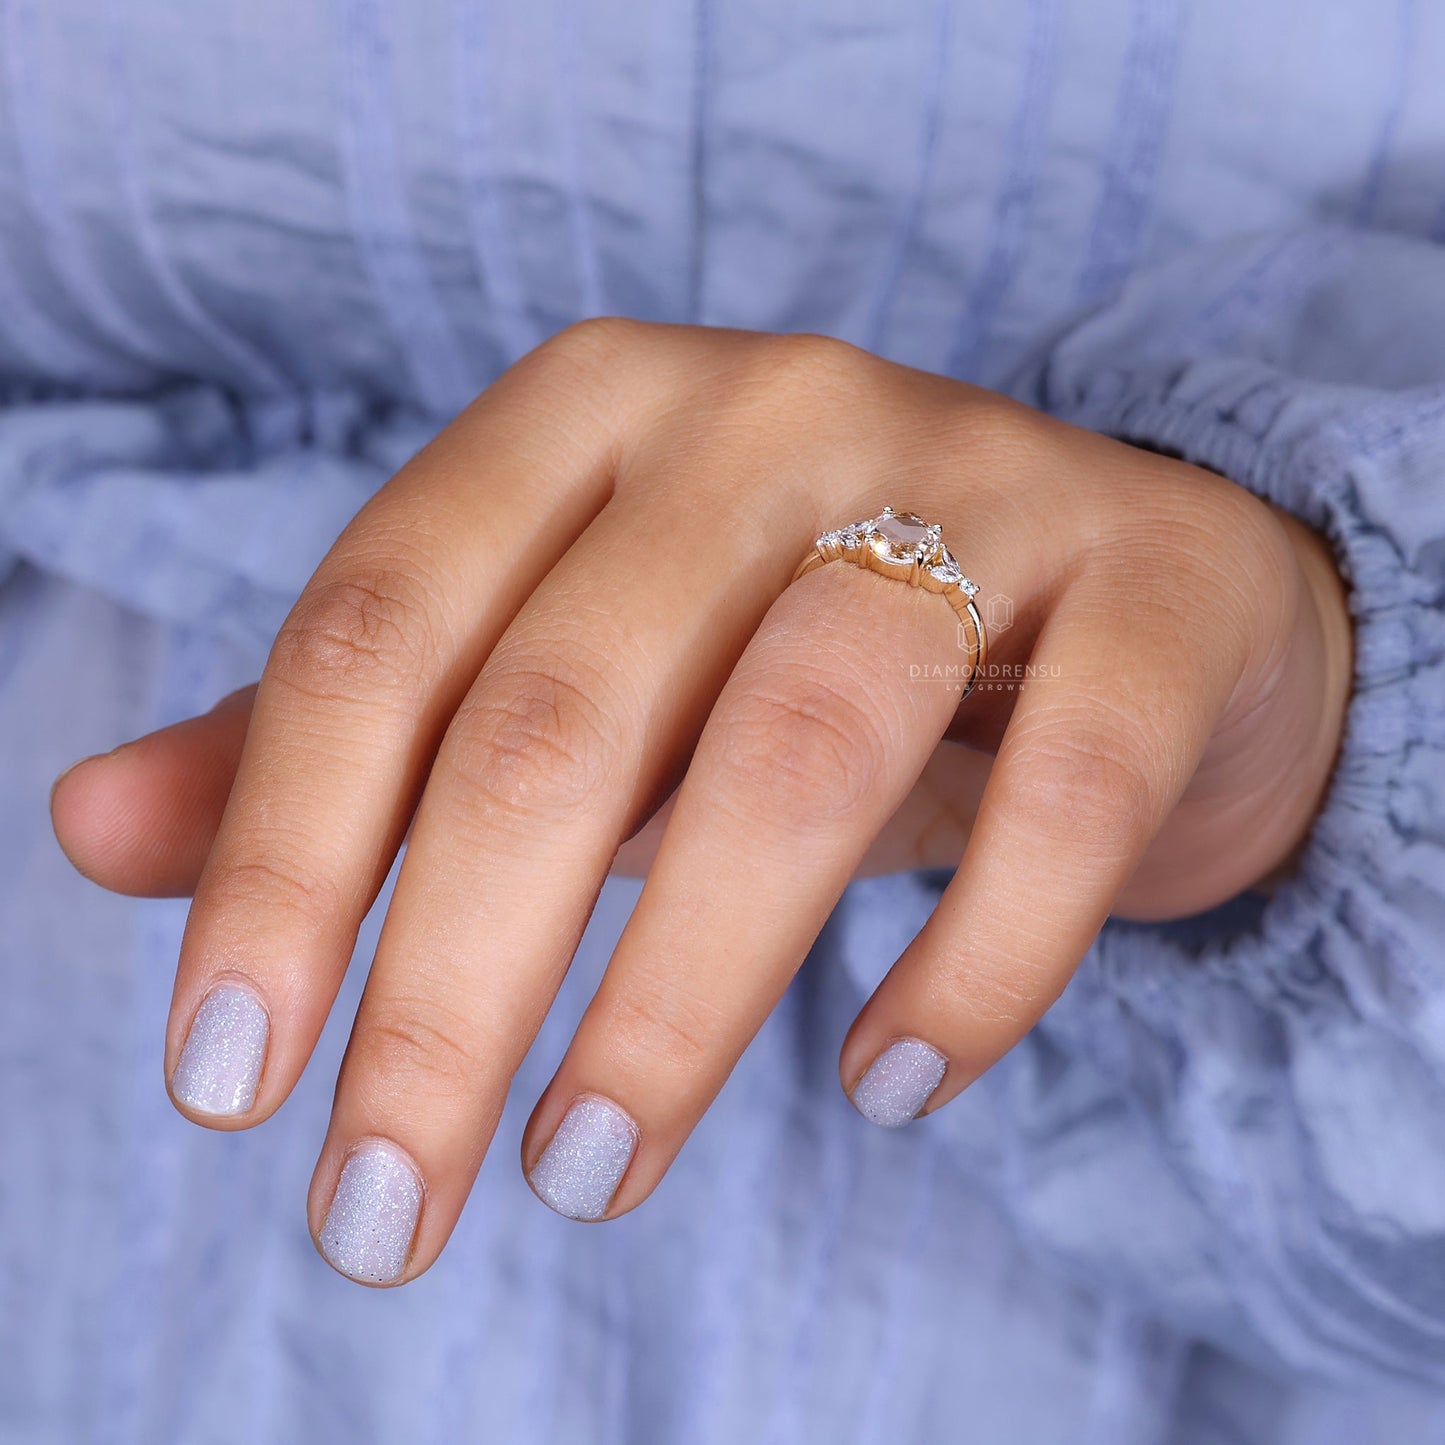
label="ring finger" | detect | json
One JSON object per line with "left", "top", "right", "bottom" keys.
{"left": 520, "top": 499, "right": 1054, "bottom": 1220}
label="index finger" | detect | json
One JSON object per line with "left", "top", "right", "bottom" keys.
{"left": 163, "top": 325, "right": 656, "bottom": 1125}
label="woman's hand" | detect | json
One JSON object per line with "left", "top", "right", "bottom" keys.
{"left": 50, "top": 321, "right": 1352, "bottom": 1284}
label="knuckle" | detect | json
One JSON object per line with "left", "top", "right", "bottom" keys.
{"left": 1084, "top": 479, "right": 1293, "bottom": 668}
{"left": 606, "top": 978, "right": 726, "bottom": 1078}
{"left": 1189, "top": 467, "right": 1273, "bottom": 539}
{"left": 269, "top": 568, "right": 438, "bottom": 704}
{"left": 1004, "top": 716, "right": 1160, "bottom": 859}
{"left": 935, "top": 387, "right": 1042, "bottom": 473}
{"left": 1123, "top": 472, "right": 1288, "bottom": 598}
{"left": 718, "top": 668, "right": 888, "bottom": 826}
{"left": 361, "top": 998, "right": 478, "bottom": 1099}
{"left": 1200, "top": 484, "right": 1300, "bottom": 620}
{"left": 735, "top": 331, "right": 873, "bottom": 411}
{"left": 537, "top": 316, "right": 648, "bottom": 376}
{"left": 931, "top": 952, "right": 1049, "bottom": 1031}
{"left": 208, "top": 846, "right": 344, "bottom": 933}
{"left": 972, "top": 396, "right": 1043, "bottom": 468}
{"left": 501, "top": 316, "right": 656, "bottom": 449}
{"left": 445, "top": 659, "right": 622, "bottom": 823}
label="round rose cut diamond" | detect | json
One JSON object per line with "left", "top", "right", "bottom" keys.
{"left": 869, "top": 509, "right": 940, "bottom": 564}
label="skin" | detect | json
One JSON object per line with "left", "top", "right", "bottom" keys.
{"left": 50, "top": 321, "right": 1353, "bottom": 1284}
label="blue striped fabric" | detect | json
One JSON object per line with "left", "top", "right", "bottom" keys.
{"left": 3, "top": 3, "right": 1445, "bottom": 1442}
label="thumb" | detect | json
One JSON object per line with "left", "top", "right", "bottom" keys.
{"left": 50, "top": 685, "right": 256, "bottom": 898}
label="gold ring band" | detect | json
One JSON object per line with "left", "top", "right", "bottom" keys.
{"left": 791, "top": 507, "right": 988, "bottom": 698}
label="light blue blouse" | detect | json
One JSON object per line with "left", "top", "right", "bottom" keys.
{"left": 2, "top": 2, "right": 1444, "bottom": 1442}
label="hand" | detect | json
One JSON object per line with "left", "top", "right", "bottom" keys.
{"left": 51, "top": 321, "right": 1352, "bottom": 1284}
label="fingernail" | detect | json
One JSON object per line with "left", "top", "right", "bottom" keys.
{"left": 850, "top": 1038, "right": 947, "bottom": 1128}
{"left": 319, "top": 1140, "right": 424, "bottom": 1284}
{"left": 170, "top": 985, "right": 269, "bottom": 1117}
{"left": 528, "top": 1095, "right": 638, "bottom": 1221}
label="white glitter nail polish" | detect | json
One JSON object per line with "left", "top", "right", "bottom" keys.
{"left": 528, "top": 1096, "right": 638, "bottom": 1221}
{"left": 319, "top": 1141, "right": 423, "bottom": 1284}
{"left": 170, "top": 985, "right": 268, "bottom": 1117}
{"left": 850, "top": 1038, "right": 947, "bottom": 1128}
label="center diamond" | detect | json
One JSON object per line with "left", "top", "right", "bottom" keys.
{"left": 870, "top": 510, "right": 937, "bottom": 563}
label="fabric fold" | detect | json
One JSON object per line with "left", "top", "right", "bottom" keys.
{"left": 0, "top": 384, "right": 435, "bottom": 651}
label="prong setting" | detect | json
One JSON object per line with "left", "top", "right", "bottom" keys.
{"left": 796, "top": 506, "right": 988, "bottom": 698}
{"left": 809, "top": 508, "right": 980, "bottom": 596}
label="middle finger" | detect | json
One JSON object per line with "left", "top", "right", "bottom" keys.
{"left": 522, "top": 504, "right": 1038, "bottom": 1221}
{"left": 306, "top": 469, "right": 827, "bottom": 1282}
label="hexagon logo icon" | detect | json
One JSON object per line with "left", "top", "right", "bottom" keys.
{"left": 985, "top": 591, "right": 1014, "bottom": 634}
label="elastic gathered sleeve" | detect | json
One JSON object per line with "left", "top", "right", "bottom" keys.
{"left": 1038, "top": 226, "right": 1445, "bottom": 1382}
{"left": 837, "top": 227, "right": 1445, "bottom": 1388}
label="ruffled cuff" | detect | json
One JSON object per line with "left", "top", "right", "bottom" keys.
{"left": 1026, "top": 228, "right": 1445, "bottom": 1381}
{"left": 1019, "top": 227, "right": 1445, "bottom": 1016}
